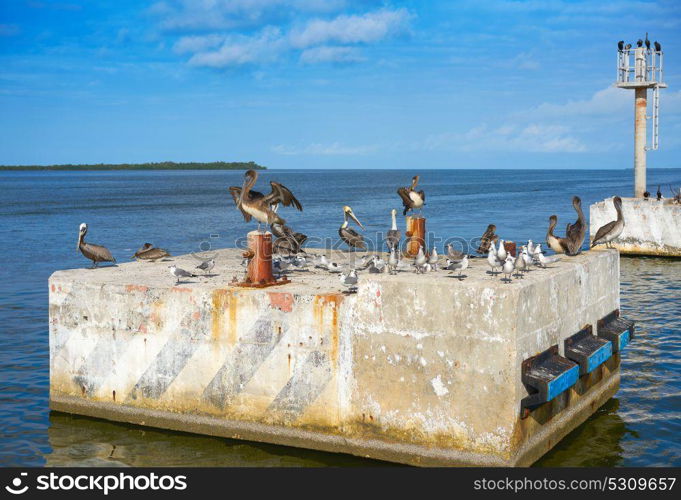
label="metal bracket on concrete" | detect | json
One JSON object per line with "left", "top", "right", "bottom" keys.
{"left": 521, "top": 345, "right": 580, "bottom": 419}
{"left": 597, "top": 309, "right": 635, "bottom": 353}
{"left": 564, "top": 325, "right": 613, "bottom": 376}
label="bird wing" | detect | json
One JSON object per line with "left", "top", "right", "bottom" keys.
{"left": 265, "top": 182, "right": 302, "bottom": 211}
{"left": 397, "top": 187, "right": 412, "bottom": 208}
{"left": 139, "top": 247, "right": 170, "bottom": 259}
{"left": 340, "top": 227, "right": 366, "bottom": 249}
{"left": 82, "top": 243, "right": 115, "bottom": 262}
{"left": 592, "top": 221, "right": 617, "bottom": 246}
{"left": 418, "top": 190, "right": 426, "bottom": 203}
{"left": 228, "top": 186, "right": 252, "bottom": 222}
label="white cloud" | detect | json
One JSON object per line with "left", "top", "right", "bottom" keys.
{"left": 188, "top": 27, "right": 285, "bottom": 67}
{"left": 420, "top": 123, "right": 587, "bottom": 153}
{"left": 272, "top": 142, "right": 378, "bottom": 155}
{"left": 173, "top": 34, "right": 225, "bottom": 54}
{"left": 299, "top": 46, "right": 363, "bottom": 64}
{"left": 289, "top": 8, "right": 411, "bottom": 48}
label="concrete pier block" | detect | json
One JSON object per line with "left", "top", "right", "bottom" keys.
{"left": 49, "top": 249, "right": 623, "bottom": 466}
{"left": 590, "top": 197, "right": 681, "bottom": 257}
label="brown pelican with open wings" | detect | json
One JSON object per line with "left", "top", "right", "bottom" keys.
{"left": 397, "top": 175, "right": 425, "bottom": 216}
{"left": 229, "top": 170, "right": 302, "bottom": 230}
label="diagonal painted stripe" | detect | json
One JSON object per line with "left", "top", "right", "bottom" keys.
{"left": 268, "top": 351, "right": 332, "bottom": 423}
{"left": 203, "top": 318, "right": 284, "bottom": 409}
{"left": 72, "top": 332, "right": 132, "bottom": 396}
{"left": 128, "top": 329, "right": 201, "bottom": 401}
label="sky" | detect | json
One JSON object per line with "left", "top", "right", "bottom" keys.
{"left": 0, "top": 0, "right": 680, "bottom": 169}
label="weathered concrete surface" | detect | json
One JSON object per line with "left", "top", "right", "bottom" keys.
{"left": 590, "top": 197, "right": 681, "bottom": 257}
{"left": 49, "top": 248, "right": 621, "bottom": 466}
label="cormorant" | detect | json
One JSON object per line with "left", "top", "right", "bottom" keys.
{"left": 618, "top": 40, "right": 624, "bottom": 51}
{"left": 654, "top": 41, "right": 661, "bottom": 52}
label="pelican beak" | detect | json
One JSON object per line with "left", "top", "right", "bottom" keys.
{"left": 349, "top": 210, "right": 364, "bottom": 230}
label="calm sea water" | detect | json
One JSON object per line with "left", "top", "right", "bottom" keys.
{"left": 1, "top": 168, "right": 680, "bottom": 467}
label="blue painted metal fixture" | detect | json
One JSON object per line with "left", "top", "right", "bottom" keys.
{"left": 521, "top": 345, "right": 580, "bottom": 418}
{"left": 564, "top": 325, "right": 613, "bottom": 376}
{"left": 597, "top": 309, "right": 635, "bottom": 353}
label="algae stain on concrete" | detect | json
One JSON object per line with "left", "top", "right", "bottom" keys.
{"left": 211, "top": 289, "right": 238, "bottom": 345}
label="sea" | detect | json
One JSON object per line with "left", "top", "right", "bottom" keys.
{"left": 1, "top": 168, "right": 680, "bottom": 467}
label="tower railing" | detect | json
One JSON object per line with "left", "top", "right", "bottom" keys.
{"left": 617, "top": 48, "right": 664, "bottom": 85}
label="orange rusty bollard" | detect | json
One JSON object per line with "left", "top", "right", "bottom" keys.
{"left": 504, "top": 241, "right": 517, "bottom": 258}
{"left": 237, "top": 231, "right": 290, "bottom": 287}
{"left": 405, "top": 216, "right": 426, "bottom": 258}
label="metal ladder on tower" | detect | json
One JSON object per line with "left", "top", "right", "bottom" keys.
{"left": 648, "top": 84, "right": 660, "bottom": 151}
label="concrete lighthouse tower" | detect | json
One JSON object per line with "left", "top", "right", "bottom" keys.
{"left": 615, "top": 36, "right": 666, "bottom": 197}
{"left": 590, "top": 37, "right": 680, "bottom": 257}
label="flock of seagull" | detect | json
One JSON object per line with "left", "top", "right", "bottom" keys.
{"left": 75, "top": 170, "right": 627, "bottom": 289}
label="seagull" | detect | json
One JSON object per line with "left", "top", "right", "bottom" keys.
{"left": 514, "top": 249, "right": 525, "bottom": 278}
{"left": 532, "top": 243, "right": 543, "bottom": 259}
{"left": 388, "top": 248, "right": 399, "bottom": 274}
{"left": 367, "top": 255, "right": 386, "bottom": 274}
{"left": 527, "top": 240, "right": 535, "bottom": 255}
{"left": 327, "top": 262, "right": 342, "bottom": 273}
{"left": 487, "top": 247, "right": 502, "bottom": 276}
{"left": 497, "top": 239, "right": 507, "bottom": 262}
{"left": 314, "top": 254, "right": 330, "bottom": 269}
{"left": 535, "top": 252, "right": 560, "bottom": 268}
{"left": 414, "top": 247, "right": 428, "bottom": 273}
{"left": 339, "top": 269, "right": 358, "bottom": 291}
{"left": 447, "top": 254, "right": 469, "bottom": 279}
{"left": 195, "top": 258, "right": 215, "bottom": 275}
{"left": 77, "top": 223, "right": 115, "bottom": 268}
{"left": 273, "top": 257, "right": 292, "bottom": 274}
{"left": 446, "top": 243, "right": 466, "bottom": 261}
{"left": 502, "top": 255, "right": 515, "bottom": 283}
{"left": 428, "top": 248, "right": 439, "bottom": 270}
{"left": 522, "top": 246, "right": 534, "bottom": 270}
{"left": 654, "top": 41, "right": 661, "bottom": 52}
{"left": 169, "top": 265, "right": 196, "bottom": 284}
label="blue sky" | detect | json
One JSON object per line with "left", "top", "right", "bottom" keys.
{"left": 1, "top": 0, "right": 680, "bottom": 169}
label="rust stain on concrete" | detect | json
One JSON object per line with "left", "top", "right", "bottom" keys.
{"left": 313, "top": 294, "right": 343, "bottom": 363}
{"left": 268, "top": 292, "right": 294, "bottom": 312}
{"left": 126, "top": 284, "right": 148, "bottom": 293}
{"left": 211, "top": 289, "right": 238, "bottom": 345}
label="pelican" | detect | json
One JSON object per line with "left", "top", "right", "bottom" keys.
{"left": 591, "top": 196, "right": 624, "bottom": 249}
{"left": 339, "top": 206, "right": 366, "bottom": 250}
{"left": 132, "top": 243, "right": 171, "bottom": 261}
{"left": 169, "top": 265, "right": 196, "bottom": 284}
{"left": 397, "top": 175, "right": 425, "bottom": 216}
{"left": 229, "top": 170, "right": 302, "bottom": 231}
{"left": 77, "top": 223, "right": 115, "bottom": 268}
{"left": 386, "top": 209, "right": 401, "bottom": 251}
{"left": 565, "top": 196, "right": 586, "bottom": 255}
{"left": 447, "top": 254, "right": 469, "bottom": 279}
{"left": 502, "top": 255, "right": 515, "bottom": 283}
{"left": 476, "top": 224, "right": 497, "bottom": 254}
{"left": 195, "top": 258, "right": 215, "bottom": 275}
{"left": 546, "top": 215, "right": 570, "bottom": 254}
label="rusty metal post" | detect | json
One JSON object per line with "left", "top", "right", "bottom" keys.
{"left": 405, "top": 216, "right": 426, "bottom": 257}
{"left": 504, "top": 241, "right": 517, "bottom": 258}
{"left": 247, "top": 231, "right": 275, "bottom": 285}
{"left": 634, "top": 87, "right": 647, "bottom": 198}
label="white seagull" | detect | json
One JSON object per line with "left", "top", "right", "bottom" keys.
{"left": 169, "top": 265, "right": 196, "bottom": 284}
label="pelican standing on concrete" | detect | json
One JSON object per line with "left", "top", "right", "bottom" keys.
{"left": 397, "top": 175, "right": 425, "bottom": 216}
{"left": 229, "top": 170, "right": 302, "bottom": 231}
{"left": 77, "top": 223, "right": 115, "bottom": 268}
{"left": 546, "top": 215, "right": 571, "bottom": 254}
{"left": 386, "top": 208, "right": 401, "bottom": 251}
{"left": 339, "top": 205, "right": 366, "bottom": 250}
{"left": 565, "top": 196, "right": 586, "bottom": 255}
{"left": 591, "top": 196, "right": 625, "bottom": 249}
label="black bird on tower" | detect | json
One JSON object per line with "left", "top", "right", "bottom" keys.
{"left": 654, "top": 41, "right": 661, "bottom": 52}
{"left": 618, "top": 40, "right": 624, "bottom": 51}
{"left": 645, "top": 33, "right": 651, "bottom": 50}
{"left": 625, "top": 43, "right": 632, "bottom": 50}
{"left": 637, "top": 39, "right": 643, "bottom": 48}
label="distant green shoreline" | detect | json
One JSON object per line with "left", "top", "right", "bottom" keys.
{"left": 0, "top": 161, "right": 266, "bottom": 171}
